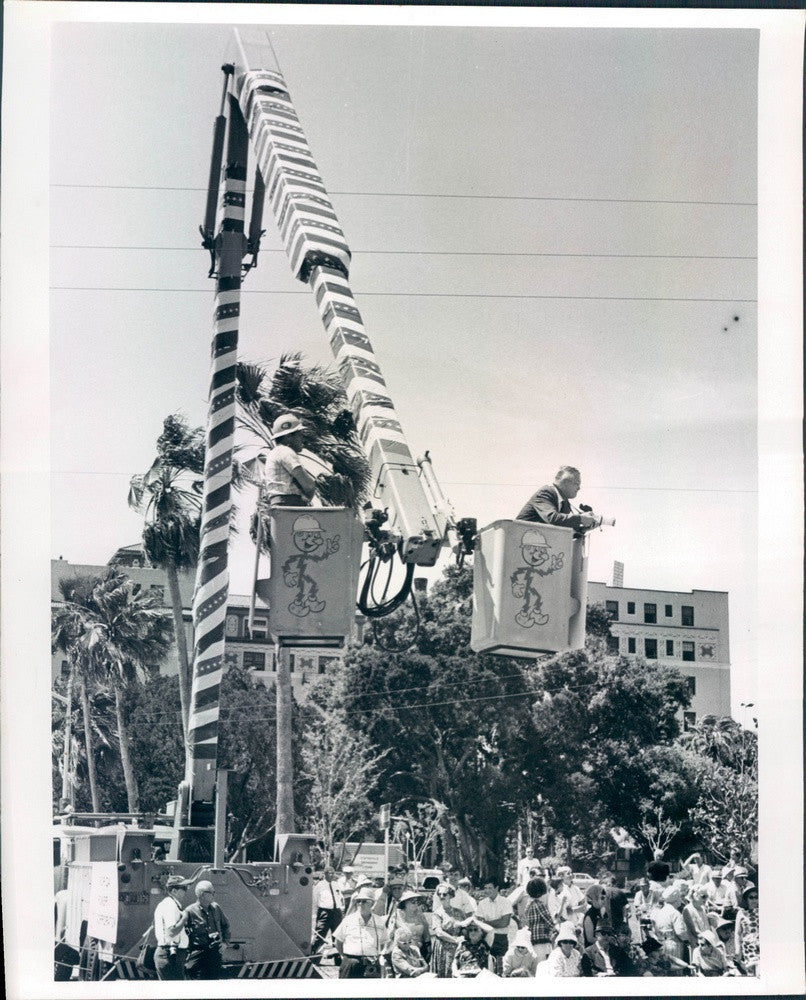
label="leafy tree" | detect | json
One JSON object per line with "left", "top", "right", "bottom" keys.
{"left": 297, "top": 675, "right": 387, "bottom": 862}
{"left": 52, "top": 673, "right": 118, "bottom": 812}
{"left": 339, "top": 565, "right": 539, "bottom": 879}
{"left": 126, "top": 674, "right": 185, "bottom": 813}
{"left": 128, "top": 414, "right": 203, "bottom": 747}
{"left": 684, "top": 717, "right": 758, "bottom": 863}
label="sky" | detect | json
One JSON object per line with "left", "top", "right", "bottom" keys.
{"left": 1, "top": 6, "right": 803, "bottom": 997}
{"left": 47, "top": 19, "right": 760, "bottom": 712}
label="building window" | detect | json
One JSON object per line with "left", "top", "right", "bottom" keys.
{"left": 681, "top": 605, "right": 694, "bottom": 627}
{"left": 644, "top": 603, "right": 657, "bottom": 624}
{"left": 665, "top": 604, "right": 673, "bottom": 617}
{"left": 288, "top": 655, "right": 295, "bottom": 673}
{"left": 665, "top": 639, "right": 674, "bottom": 656}
{"left": 149, "top": 584, "right": 165, "bottom": 603}
{"left": 61, "top": 659, "right": 69, "bottom": 677}
{"left": 250, "top": 617, "right": 268, "bottom": 640}
{"left": 225, "top": 615, "right": 239, "bottom": 637}
{"left": 682, "top": 641, "right": 695, "bottom": 662}
{"left": 607, "top": 634, "right": 619, "bottom": 654}
{"left": 243, "top": 650, "right": 266, "bottom": 671}
{"left": 627, "top": 637, "right": 636, "bottom": 653}
{"left": 627, "top": 602, "right": 635, "bottom": 614}
{"left": 644, "top": 638, "right": 658, "bottom": 659}
{"left": 683, "top": 711, "right": 697, "bottom": 731}
{"left": 605, "top": 600, "right": 619, "bottom": 621}
{"left": 686, "top": 676, "right": 696, "bottom": 697}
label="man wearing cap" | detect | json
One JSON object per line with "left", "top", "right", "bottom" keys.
{"left": 311, "top": 867, "right": 345, "bottom": 958}
{"left": 261, "top": 414, "right": 318, "bottom": 507}
{"left": 153, "top": 875, "right": 190, "bottom": 980}
{"left": 516, "top": 467, "right": 598, "bottom": 531}
{"left": 183, "top": 880, "right": 231, "bottom": 980}
{"left": 333, "top": 886, "right": 388, "bottom": 978}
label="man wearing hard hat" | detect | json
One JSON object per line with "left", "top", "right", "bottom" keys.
{"left": 183, "top": 880, "right": 231, "bottom": 980}
{"left": 262, "top": 414, "right": 318, "bottom": 507}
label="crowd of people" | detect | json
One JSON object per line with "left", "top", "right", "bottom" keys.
{"left": 310, "top": 847, "right": 759, "bottom": 979}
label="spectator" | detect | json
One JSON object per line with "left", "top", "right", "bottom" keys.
{"left": 581, "top": 920, "right": 620, "bottom": 977}
{"left": 554, "top": 866, "right": 585, "bottom": 925}
{"left": 581, "top": 883, "right": 606, "bottom": 947}
{"left": 682, "top": 852, "right": 713, "bottom": 885}
{"left": 646, "top": 849, "right": 671, "bottom": 886}
{"left": 183, "top": 880, "right": 230, "bottom": 980}
{"left": 544, "top": 921, "right": 582, "bottom": 977}
{"left": 333, "top": 886, "right": 387, "bottom": 979}
{"left": 610, "top": 923, "right": 644, "bottom": 976}
{"left": 682, "top": 884, "right": 711, "bottom": 945}
{"left": 648, "top": 884, "right": 688, "bottom": 973}
{"left": 691, "top": 929, "right": 730, "bottom": 976}
{"left": 734, "top": 885, "right": 759, "bottom": 975}
{"left": 390, "top": 925, "right": 432, "bottom": 977}
{"left": 433, "top": 869, "right": 476, "bottom": 918}
{"left": 631, "top": 876, "right": 654, "bottom": 935}
{"left": 153, "top": 875, "right": 190, "bottom": 980}
{"left": 704, "top": 868, "right": 731, "bottom": 917}
{"left": 714, "top": 916, "right": 739, "bottom": 966}
{"left": 475, "top": 879, "right": 513, "bottom": 974}
{"left": 428, "top": 884, "right": 466, "bottom": 977}
{"left": 311, "top": 867, "right": 344, "bottom": 957}
{"left": 517, "top": 845, "right": 541, "bottom": 885}
{"left": 507, "top": 866, "right": 540, "bottom": 925}
{"left": 387, "top": 890, "right": 430, "bottom": 964}
{"left": 524, "top": 877, "right": 556, "bottom": 961}
{"left": 333, "top": 865, "right": 358, "bottom": 912}
{"left": 641, "top": 934, "right": 684, "bottom": 976}
{"left": 451, "top": 919, "right": 493, "bottom": 977}
{"left": 502, "top": 927, "right": 538, "bottom": 977}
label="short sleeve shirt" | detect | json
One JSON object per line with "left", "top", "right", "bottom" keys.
{"left": 154, "top": 895, "right": 188, "bottom": 948}
{"left": 263, "top": 444, "right": 303, "bottom": 497}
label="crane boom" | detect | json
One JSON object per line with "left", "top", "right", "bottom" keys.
{"left": 229, "top": 28, "right": 445, "bottom": 566}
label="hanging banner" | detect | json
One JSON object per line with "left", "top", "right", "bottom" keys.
{"left": 86, "top": 861, "right": 119, "bottom": 942}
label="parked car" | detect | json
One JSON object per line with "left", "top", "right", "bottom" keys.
{"left": 572, "top": 872, "right": 597, "bottom": 890}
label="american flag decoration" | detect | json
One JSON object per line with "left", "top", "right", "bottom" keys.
{"left": 235, "top": 68, "right": 442, "bottom": 561}
{"left": 186, "top": 97, "right": 248, "bottom": 803}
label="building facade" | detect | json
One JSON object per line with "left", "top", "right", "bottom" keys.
{"left": 51, "top": 550, "right": 345, "bottom": 699}
{"left": 587, "top": 581, "right": 731, "bottom": 726}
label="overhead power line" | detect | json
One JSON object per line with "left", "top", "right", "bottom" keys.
{"left": 49, "top": 287, "right": 757, "bottom": 303}
{"left": 50, "top": 182, "right": 757, "bottom": 207}
{"left": 51, "top": 244, "right": 757, "bottom": 261}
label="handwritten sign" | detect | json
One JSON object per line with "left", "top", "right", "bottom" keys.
{"left": 87, "top": 862, "right": 118, "bottom": 942}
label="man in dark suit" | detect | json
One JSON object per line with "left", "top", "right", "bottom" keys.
{"left": 516, "top": 466, "right": 598, "bottom": 531}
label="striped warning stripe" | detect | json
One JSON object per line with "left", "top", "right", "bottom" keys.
{"left": 187, "top": 94, "right": 247, "bottom": 801}
{"left": 235, "top": 956, "right": 321, "bottom": 979}
{"left": 235, "top": 70, "right": 431, "bottom": 523}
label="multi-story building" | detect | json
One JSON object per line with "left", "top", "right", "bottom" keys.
{"left": 587, "top": 579, "right": 731, "bottom": 726}
{"left": 51, "top": 548, "right": 347, "bottom": 699}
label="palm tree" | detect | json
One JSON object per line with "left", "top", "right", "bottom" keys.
{"left": 128, "top": 415, "right": 204, "bottom": 749}
{"left": 53, "top": 575, "right": 107, "bottom": 811}
{"left": 236, "top": 353, "right": 371, "bottom": 835}
{"left": 64, "top": 570, "right": 173, "bottom": 811}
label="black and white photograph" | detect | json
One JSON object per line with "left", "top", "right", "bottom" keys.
{"left": 1, "top": 3, "right": 803, "bottom": 997}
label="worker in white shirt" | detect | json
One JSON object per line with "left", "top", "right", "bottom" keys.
{"left": 153, "top": 875, "right": 191, "bottom": 980}
{"left": 311, "top": 867, "right": 345, "bottom": 956}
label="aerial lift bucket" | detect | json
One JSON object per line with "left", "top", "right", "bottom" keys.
{"left": 255, "top": 507, "right": 363, "bottom": 646}
{"left": 471, "top": 519, "right": 588, "bottom": 656}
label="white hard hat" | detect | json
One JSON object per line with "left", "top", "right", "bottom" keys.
{"left": 521, "top": 529, "right": 549, "bottom": 548}
{"left": 272, "top": 414, "right": 304, "bottom": 439}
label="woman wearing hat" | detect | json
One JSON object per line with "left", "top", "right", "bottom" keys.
{"left": 451, "top": 918, "right": 494, "bottom": 977}
{"left": 545, "top": 921, "right": 582, "bottom": 977}
{"left": 428, "top": 884, "right": 467, "bottom": 977}
{"left": 387, "top": 890, "right": 430, "bottom": 963}
{"left": 648, "top": 883, "right": 688, "bottom": 973}
{"left": 734, "top": 885, "right": 759, "bottom": 975}
{"left": 690, "top": 928, "right": 730, "bottom": 976}
{"left": 502, "top": 927, "right": 538, "bottom": 978}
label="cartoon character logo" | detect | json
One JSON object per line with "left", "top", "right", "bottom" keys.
{"left": 510, "top": 529, "right": 565, "bottom": 628}
{"left": 282, "top": 514, "right": 340, "bottom": 617}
